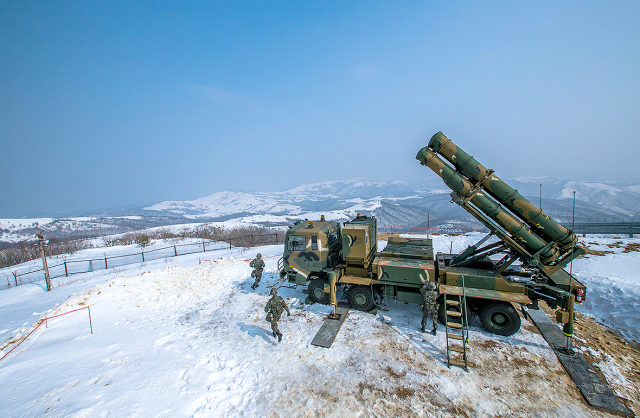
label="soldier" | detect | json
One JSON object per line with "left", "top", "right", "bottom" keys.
{"left": 420, "top": 282, "right": 440, "bottom": 335}
{"left": 250, "top": 253, "right": 265, "bottom": 290}
{"left": 264, "top": 287, "right": 290, "bottom": 342}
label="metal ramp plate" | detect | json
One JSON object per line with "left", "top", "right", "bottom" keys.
{"left": 526, "top": 308, "right": 631, "bottom": 416}
{"left": 311, "top": 305, "right": 350, "bottom": 348}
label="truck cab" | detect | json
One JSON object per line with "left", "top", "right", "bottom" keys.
{"left": 281, "top": 218, "right": 342, "bottom": 286}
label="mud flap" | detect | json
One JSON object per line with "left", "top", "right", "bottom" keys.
{"left": 525, "top": 308, "right": 631, "bottom": 416}
{"left": 311, "top": 305, "right": 350, "bottom": 348}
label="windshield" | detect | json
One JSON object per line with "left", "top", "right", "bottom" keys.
{"left": 288, "top": 235, "right": 306, "bottom": 251}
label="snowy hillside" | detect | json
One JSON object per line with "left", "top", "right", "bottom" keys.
{"left": 145, "top": 177, "right": 640, "bottom": 224}
{"left": 0, "top": 216, "right": 197, "bottom": 244}
{"left": 0, "top": 234, "right": 638, "bottom": 417}
{"left": 3, "top": 177, "right": 640, "bottom": 244}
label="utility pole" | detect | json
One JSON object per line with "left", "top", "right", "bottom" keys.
{"left": 539, "top": 184, "right": 542, "bottom": 209}
{"left": 37, "top": 233, "right": 51, "bottom": 291}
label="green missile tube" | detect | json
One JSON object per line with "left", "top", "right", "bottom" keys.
{"left": 427, "top": 132, "right": 577, "bottom": 250}
{"left": 416, "top": 147, "right": 559, "bottom": 263}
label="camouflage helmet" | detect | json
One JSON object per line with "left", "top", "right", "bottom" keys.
{"left": 423, "top": 282, "right": 437, "bottom": 291}
{"left": 270, "top": 287, "right": 278, "bottom": 296}
{"left": 257, "top": 253, "right": 262, "bottom": 258}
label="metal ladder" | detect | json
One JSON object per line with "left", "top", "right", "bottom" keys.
{"left": 444, "top": 276, "right": 469, "bottom": 371}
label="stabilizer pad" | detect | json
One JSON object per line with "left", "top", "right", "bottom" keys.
{"left": 526, "top": 308, "right": 631, "bottom": 416}
{"left": 311, "top": 305, "right": 350, "bottom": 348}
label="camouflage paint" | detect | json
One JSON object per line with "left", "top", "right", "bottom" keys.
{"left": 342, "top": 225, "right": 372, "bottom": 264}
{"left": 382, "top": 237, "right": 434, "bottom": 260}
{"left": 342, "top": 215, "right": 377, "bottom": 267}
{"left": 427, "top": 131, "right": 577, "bottom": 250}
{"left": 442, "top": 266, "right": 526, "bottom": 294}
{"left": 282, "top": 220, "right": 341, "bottom": 283}
{"left": 438, "top": 284, "right": 532, "bottom": 305}
{"left": 374, "top": 256, "right": 435, "bottom": 287}
{"left": 416, "top": 147, "right": 559, "bottom": 262}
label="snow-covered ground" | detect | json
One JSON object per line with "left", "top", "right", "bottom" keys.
{"left": 0, "top": 234, "right": 638, "bottom": 417}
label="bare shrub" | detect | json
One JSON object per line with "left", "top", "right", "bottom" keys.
{"left": 135, "top": 233, "right": 151, "bottom": 247}
{"left": 0, "top": 237, "right": 91, "bottom": 268}
{"left": 0, "top": 224, "right": 285, "bottom": 269}
{"left": 152, "top": 227, "right": 180, "bottom": 241}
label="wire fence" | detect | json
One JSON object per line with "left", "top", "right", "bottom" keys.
{"left": 0, "top": 233, "right": 283, "bottom": 292}
{"left": 561, "top": 222, "right": 640, "bottom": 237}
{"left": 3, "top": 219, "right": 636, "bottom": 293}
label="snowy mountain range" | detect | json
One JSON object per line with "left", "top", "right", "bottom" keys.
{"left": 2, "top": 177, "right": 640, "bottom": 244}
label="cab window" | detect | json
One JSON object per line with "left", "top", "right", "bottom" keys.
{"left": 288, "top": 235, "right": 306, "bottom": 251}
{"left": 311, "top": 236, "right": 318, "bottom": 250}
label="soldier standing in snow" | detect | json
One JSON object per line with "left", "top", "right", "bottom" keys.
{"left": 250, "top": 253, "right": 265, "bottom": 290}
{"left": 264, "top": 287, "right": 290, "bottom": 342}
{"left": 420, "top": 282, "right": 439, "bottom": 335}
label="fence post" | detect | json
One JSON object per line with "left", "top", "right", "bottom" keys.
{"left": 174, "top": 245, "right": 177, "bottom": 257}
{"left": 142, "top": 250, "right": 145, "bottom": 263}
{"left": 202, "top": 240, "right": 206, "bottom": 252}
{"left": 105, "top": 256, "right": 108, "bottom": 269}
{"left": 229, "top": 239, "right": 232, "bottom": 250}
{"left": 88, "top": 306, "right": 93, "bottom": 334}
{"left": 13, "top": 271, "right": 17, "bottom": 287}
{"left": 37, "top": 233, "right": 51, "bottom": 291}
{"left": 6, "top": 277, "right": 9, "bottom": 288}
{"left": 64, "top": 261, "right": 68, "bottom": 277}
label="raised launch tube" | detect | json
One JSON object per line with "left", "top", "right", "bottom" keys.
{"left": 416, "top": 147, "right": 559, "bottom": 263}
{"left": 427, "top": 132, "right": 577, "bottom": 250}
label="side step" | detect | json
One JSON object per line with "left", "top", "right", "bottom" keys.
{"left": 311, "top": 305, "right": 350, "bottom": 348}
{"left": 525, "top": 308, "right": 631, "bottom": 416}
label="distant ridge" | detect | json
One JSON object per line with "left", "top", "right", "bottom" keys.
{"left": 2, "top": 177, "right": 639, "bottom": 243}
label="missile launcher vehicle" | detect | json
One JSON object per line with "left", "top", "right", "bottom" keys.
{"left": 279, "top": 133, "right": 586, "bottom": 338}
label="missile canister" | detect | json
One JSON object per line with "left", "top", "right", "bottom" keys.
{"left": 427, "top": 132, "right": 577, "bottom": 250}
{"left": 416, "top": 147, "right": 559, "bottom": 263}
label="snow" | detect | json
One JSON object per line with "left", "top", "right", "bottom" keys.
{"left": 0, "top": 234, "right": 638, "bottom": 417}
{"left": 143, "top": 178, "right": 417, "bottom": 220}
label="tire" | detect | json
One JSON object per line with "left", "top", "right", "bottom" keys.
{"left": 438, "top": 297, "right": 468, "bottom": 326}
{"left": 308, "top": 278, "right": 330, "bottom": 305}
{"left": 479, "top": 302, "right": 521, "bottom": 336}
{"left": 347, "top": 285, "right": 375, "bottom": 312}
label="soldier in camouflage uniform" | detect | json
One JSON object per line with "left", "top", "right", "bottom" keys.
{"left": 264, "top": 287, "right": 290, "bottom": 342}
{"left": 420, "top": 282, "right": 439, "bottom": 335}
{"left": 250, "top": 253, "right": 265, "bottom": 290}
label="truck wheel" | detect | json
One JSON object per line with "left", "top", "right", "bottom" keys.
{"left": 308, "top": 278, "right": 330, "bottom": 305}
{"left": 479, "top": 303, "right": 521, "bottom": 336}
{"left": 347, "top": 285, "right": 375, "bottom": 312}
{"left": 438, "top": 298, "right": 467, "bottom": 326}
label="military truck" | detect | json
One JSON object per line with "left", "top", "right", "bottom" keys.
{"left": 279, "top": 133, "right": 586, "bottom": 338}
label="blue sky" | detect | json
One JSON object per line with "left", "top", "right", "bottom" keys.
{"left": 1, "top": 1, "right": 639, "bottom": 217}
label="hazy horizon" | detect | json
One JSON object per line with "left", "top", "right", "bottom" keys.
{"left": 2, "top": 2, "right": 639, "bottom": 218}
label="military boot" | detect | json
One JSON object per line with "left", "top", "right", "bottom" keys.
{"left": 432, "top": 328, "right": 437, "bottom": 336}
{"left": 277, "top": 332, "right": 283, "bottom": 342}
{"left": 420, "top": 326, "right": 426, "bottom": 333}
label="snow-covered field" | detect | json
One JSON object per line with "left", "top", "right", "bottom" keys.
{"left": 0, "top": 234, "right": 638, "bottom": 417}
